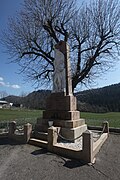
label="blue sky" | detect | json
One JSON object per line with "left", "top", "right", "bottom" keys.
{"left": 0, "top": 0, "right": 34, "bottom": 96}
{"left": 0, "top": 0, "right": 120, "bottom": 96}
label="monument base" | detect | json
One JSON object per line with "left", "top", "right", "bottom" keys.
{"left": 60, "top": 124, "right": 87, "bottom": 142}
{"left": 34, "top": 92, "right": 87, "bottom": 142}
{"left": 35, "top": 119, "right": 87, "bottom": 142}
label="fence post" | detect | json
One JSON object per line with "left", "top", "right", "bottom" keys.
{"left": 48, "top": 126, "right": 58, "bottom": 151}
{"left": 102, "top": 121, "right": 109, "bottom": 133}
{"left": 9, "top": 121, "right": 16, "bottom": 137}
{"left": 83, "top": 130, "right": 93, "bottom": 163}
{"left": 24, "top": 123, "right": 32, "bottom": 143}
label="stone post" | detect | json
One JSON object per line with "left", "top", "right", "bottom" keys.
{"left": 48, "top": 126, "right": 58, "bottom": 151}
{"left": 83, "top": 130, "right": 93, "bottom": 163}
{"left": 9, "top": 121, "right": 16, "bottom": 137}
{"left": 24, "top": 123, "right": 32, "bottom": 143}
{"left": 102, "top": 121, "right": 109, "bottom": 133}
{"left": 64, "top": 42, "right": 72, "bottom": 95}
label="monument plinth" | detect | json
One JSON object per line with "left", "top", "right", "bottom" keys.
{"left": 35, "top": 41, "right": 87, "bottom": 141}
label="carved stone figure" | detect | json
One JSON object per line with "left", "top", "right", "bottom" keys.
{"left": 53, "top": 48, "right": 66, "bottom": 92}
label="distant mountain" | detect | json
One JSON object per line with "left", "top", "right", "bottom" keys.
{"left": 1, "top": 83, "right": 120, "bottom": 112}
{"left": 1, "top": 90, "right": 51, "bottom": 109}
{"left": 76, "top": 83, "right": 120, "bottom": 112}
{"left": 22, "top": 90, "right": 51, "bottom": 109}
{"left": 1, "top": 95, "right": 23, "bottom": 107}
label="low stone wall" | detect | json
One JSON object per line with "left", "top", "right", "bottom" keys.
{"left": 93, "top": 133, "right": 108, "bottom": 158}
{"left": 88, "top": 126, "right": 120, "bottom": 134}
{"left": 0, "top": 133, "right": 8, "bottom": 138}
{"left": 8, "top": 121, "right": 32, "bottom": 143}
{"left": 0, "top": 121, "right": 109, "bottom": 164}
{"left": 47, "top": 121, "right": 109, "bottom": 163}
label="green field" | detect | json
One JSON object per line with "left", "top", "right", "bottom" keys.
{"left": 0, "top": 109, "right": 42, "bottom": 126}
{"left": 81, "top": 112, "right": 120, "bottom": 128}
{"left": 0, "top": 109, "right": 120, "bottom": 128}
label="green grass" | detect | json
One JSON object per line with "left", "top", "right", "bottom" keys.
{"left": 0, "top": 109, "right": 120, "bottom": 128}
{"left": 0, "top": 109, "right": 43, "bottom": 126}
{"left": 81, "top": 112, "right": 120, "bottom": 128}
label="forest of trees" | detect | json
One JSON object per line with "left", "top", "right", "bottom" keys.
{"left": 1, "top": 83, "right": 120, "bottom": 112}
{"left": 76, "top": 83, "right": 120, "bottom": 112}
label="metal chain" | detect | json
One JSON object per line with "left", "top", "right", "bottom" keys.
{"left": 55, "top": 124, "right": 106, "bottom": 143}
{"left": 55, "top": 130, "right": 82, "bottom": 142}
{"left": 93, "top": 124, "right": 106, "bottom": 142}
{"left": 16, "top": 126, "right": 24, "bottom": 132}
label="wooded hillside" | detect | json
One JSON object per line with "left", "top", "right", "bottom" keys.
{"left": 76, "top": 83, "right": 120, "bottom": 112}
{"left": 1, "top": 83, "right": 120, "bottom": 112}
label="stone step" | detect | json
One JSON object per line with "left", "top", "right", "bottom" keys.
{"left": 35, "top": 124, "right": 48, "bottom": 132}
{"left": 36, "top": 118, "right": 48, "bottom": 124}
{"left": 29, "top": 138, "right": 47, "bottom": 148}
{"left": 34, "top": 131, "right": 48, "bottom": 141}
{"left": 54, "top": 119, "right": 85, "bottom": 128}
{"left": 43, "top": 110, "right": 80, "bottom": 120}
{"left": 60, "top": 124, "right": 87, "bottom": 142}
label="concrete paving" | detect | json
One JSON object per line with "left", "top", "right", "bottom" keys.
{"left": 0, "top": 134, "right": 120, "bottom": 180}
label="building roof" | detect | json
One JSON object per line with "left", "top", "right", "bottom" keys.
{"left": 0, "top": 100, "right": 8, "bottom": 104}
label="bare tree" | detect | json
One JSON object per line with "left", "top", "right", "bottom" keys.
{"left": 1, "top": 0, "right": 120, "bottom": 91}
{"left": 0, "top": 91, "right": 8, "bottom": 99}
{"left": 19, "top": 91, "right": 29, "bottom": 97}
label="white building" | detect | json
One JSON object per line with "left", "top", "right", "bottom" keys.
{"left": 0, "top": 101, "right": 13, "bottom": 109}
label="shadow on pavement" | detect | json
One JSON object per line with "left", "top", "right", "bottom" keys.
{"left": 0, "top": 137, "right": 24, "bottom": 145}
{"left": 31, "top": 148, "right": 48, "bottom": 155}
{"left": 63, "top": 159, "right": 86, "bottom": 169}
{"left": 31, "top": 148, "right": 87, "bottom": 168}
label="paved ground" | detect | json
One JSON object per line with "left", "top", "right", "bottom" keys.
{"left": 0, "top": 134, "right": 120, "bottom": 180}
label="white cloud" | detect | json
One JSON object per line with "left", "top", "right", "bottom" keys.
{"left": 0, "top": 76, "right": 21, "bottom": 89}
{"left": 0, "top": 81, "right": 9, "bottom": 87}
{"left": 0, "top": 77, "right": 4, "bottom": 81}
{"left": 0, "top": 81, "right": 5, "bottom": 86}
{"left": 11, "top": 84, "right": 21, "bottom": 89}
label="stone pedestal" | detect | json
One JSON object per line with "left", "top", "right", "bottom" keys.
{"left": 35, "top": 92, "right": 87, "bottom": 142}
{"left": 34, "top": 41, "right": 87, "bottom": 142}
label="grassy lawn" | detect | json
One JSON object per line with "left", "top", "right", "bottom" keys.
{"left": 81, "top": 112, "right": 120, "bottom": 128}
{"left": 0, "top": 109, "right": 43, "bottom": 126}
{"left": 0, "top": 109, "right": 120, "bottom": 128}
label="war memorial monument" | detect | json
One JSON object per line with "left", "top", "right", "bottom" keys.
{"left": 35, "top": 40, "right": 87, "bottom": 141}
{"left": 8, "top": 41, "right": 109, "bottom": 163}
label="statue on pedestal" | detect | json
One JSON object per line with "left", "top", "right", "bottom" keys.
{"left": 53, "top": 40, "right": 72, "bottom": 95}
{"left": 53, "top": 48, "right": 66, "bottom": 92}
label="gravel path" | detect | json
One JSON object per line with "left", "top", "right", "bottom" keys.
{"left": 0, "top": 134, "right": 120, "bottom": 180}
